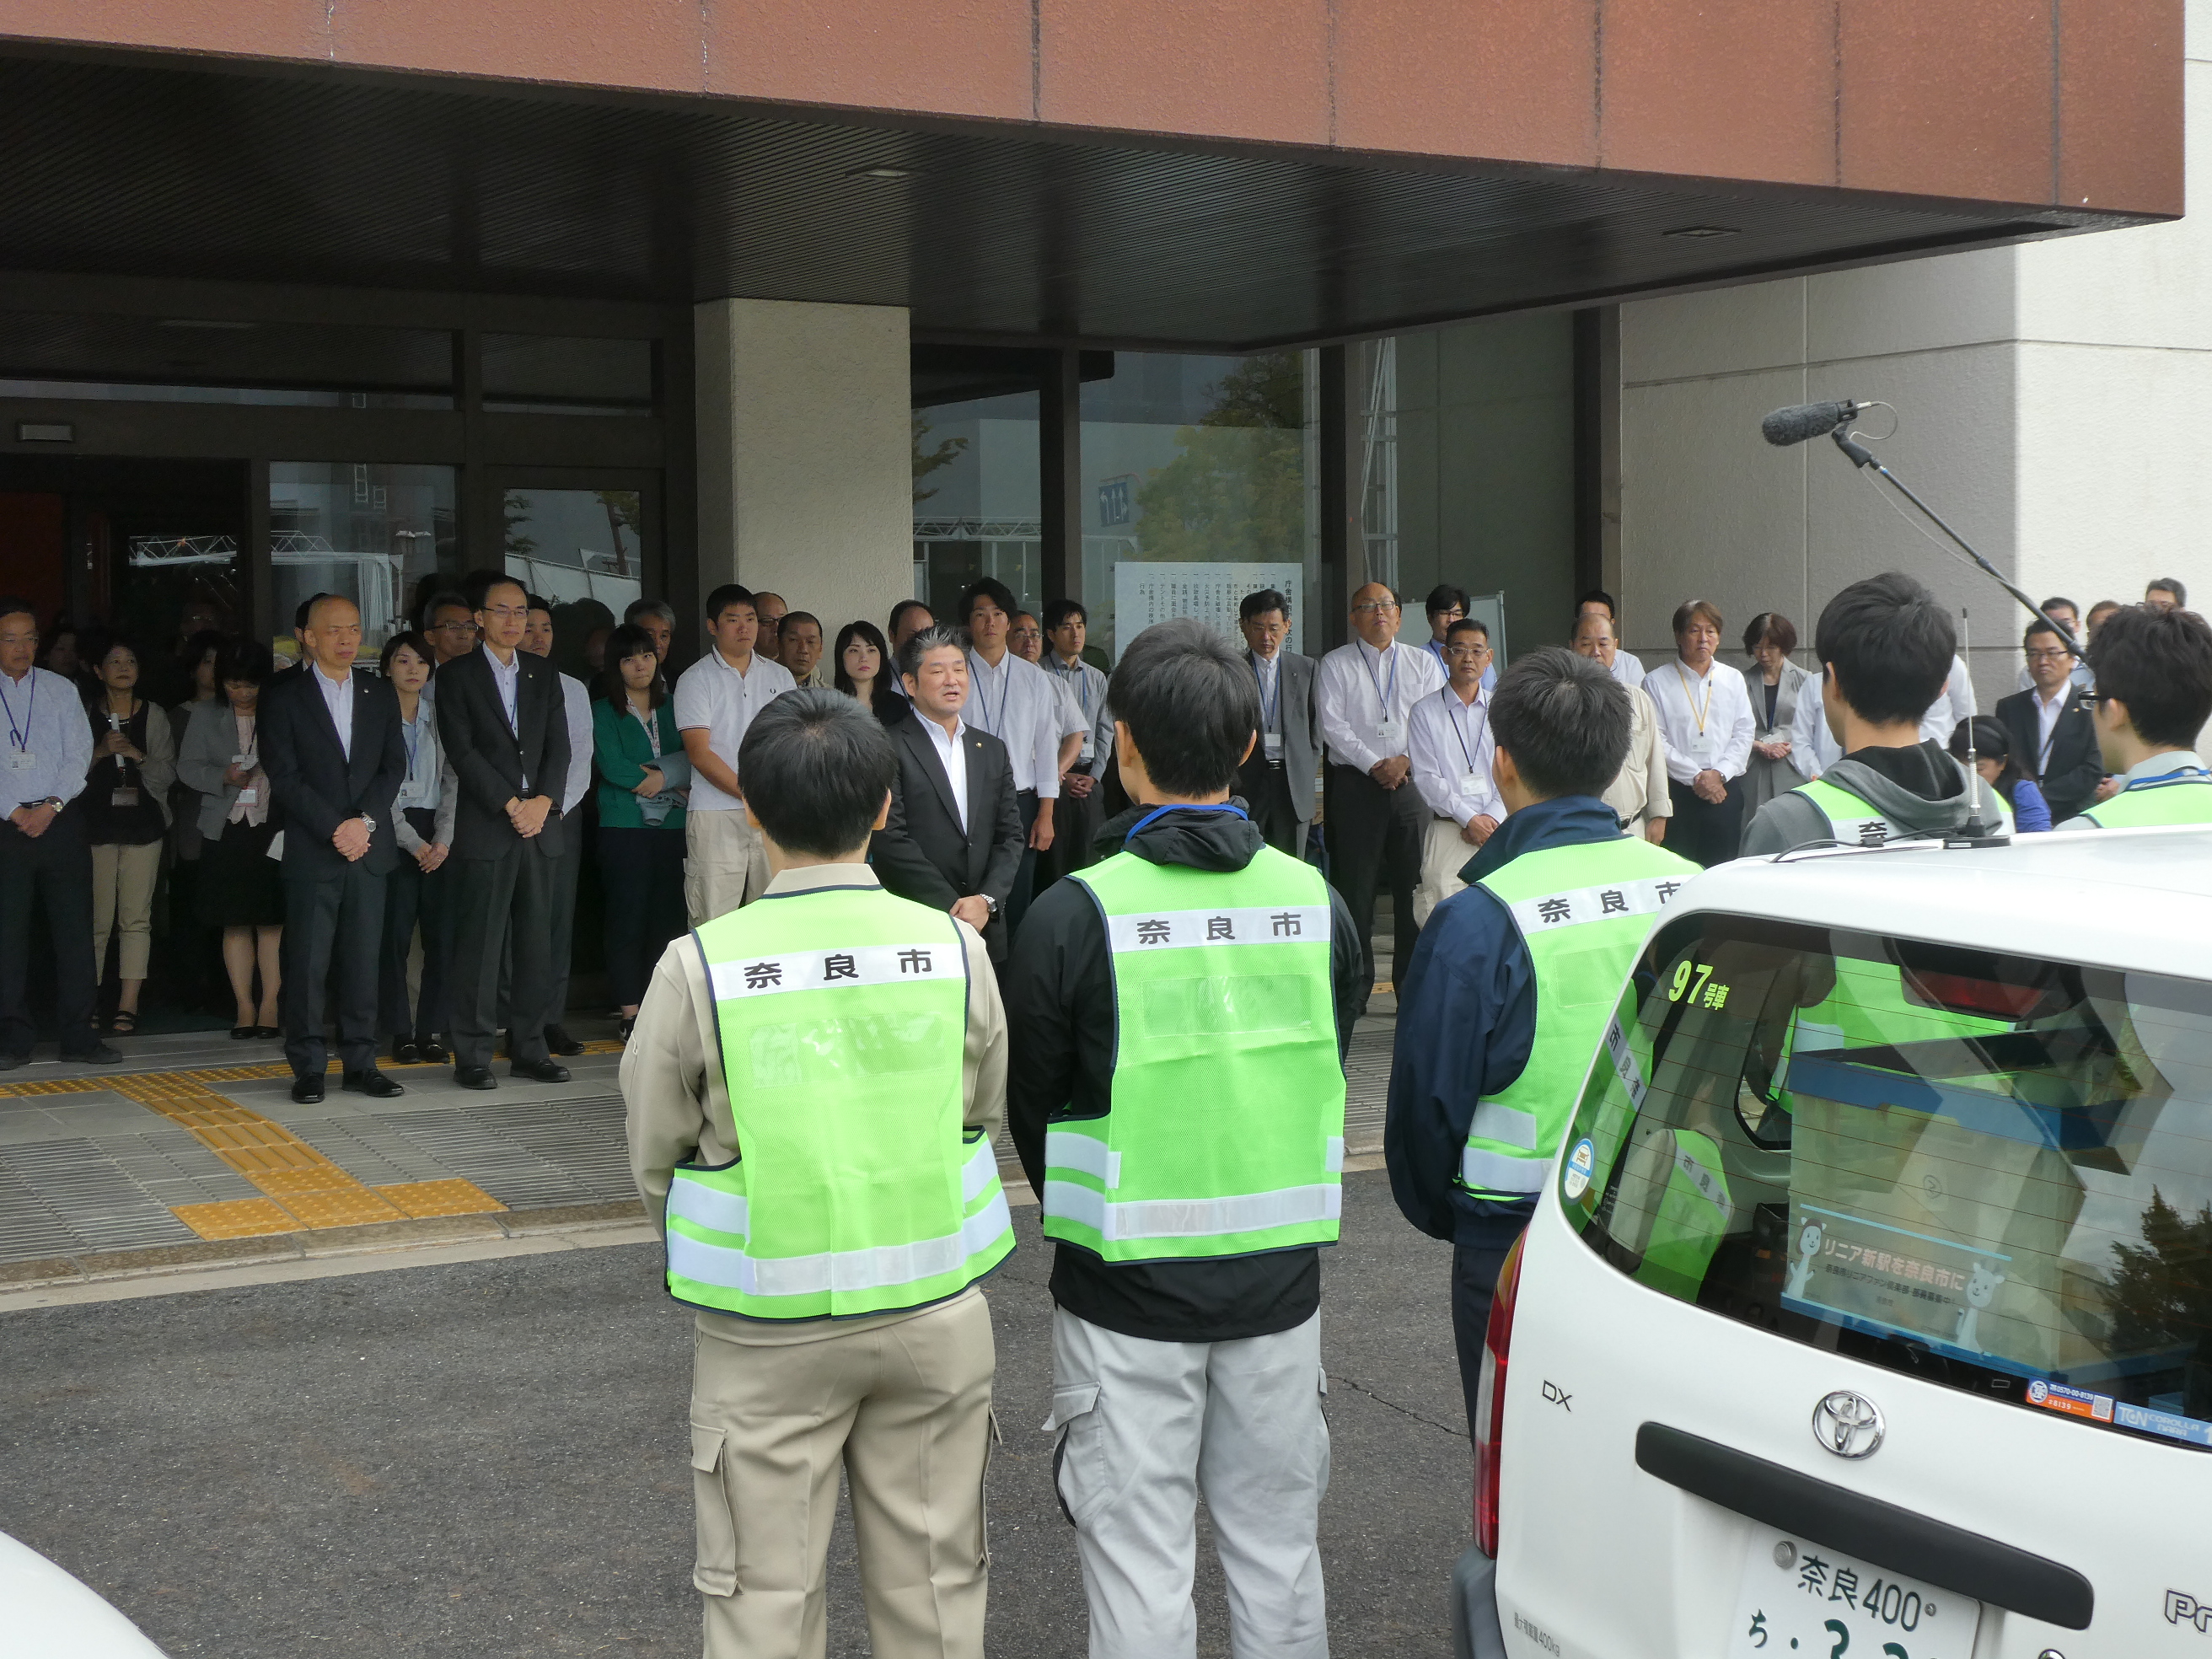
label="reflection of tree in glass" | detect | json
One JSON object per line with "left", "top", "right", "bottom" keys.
{"left": 2107, "top": 1189, "right": 2212, "bottom": 1399}
{"left": 595, "top": 489, "right": 642, "bottom": 577}
{"left": 913, "top": 415, "right": 968, "bottom": 505}
{"left": 503, "top": 490, "right": 537, "bottom": 560}
{"left": 1134, "top": 354, "right": 1304, "bottom": 563}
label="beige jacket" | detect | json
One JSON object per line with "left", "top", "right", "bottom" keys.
{"left": 1603, "top": 683, "right": 1674, "bottom": 828}
{"left": 620, "top": 861, "right": 1008, "bottom": 1343}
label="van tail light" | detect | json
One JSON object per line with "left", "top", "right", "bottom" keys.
{"left": 1473, "top": 1230, "right": 1527, "bottom": 1559}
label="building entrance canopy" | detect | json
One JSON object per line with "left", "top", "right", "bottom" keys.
{"left": 0, "top": 5, "right": 2179, "bottom": 351}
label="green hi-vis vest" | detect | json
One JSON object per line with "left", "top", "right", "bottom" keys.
{"left": 1043, "top": 844, "right": 1345, "bottom": 1262}
{"left": 1793, "top": 774, "right": 2005, "bottom": 848}
{"left": 2079, "top": 770, "right": 2212, "bottom": 828}
{"left": 1460, "top": 835, "right": 1701, "bottom": 1200}
{"left": 663, "top": 884, "right": 1013, "bottom": 1320}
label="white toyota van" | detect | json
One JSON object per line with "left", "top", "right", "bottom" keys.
{"left": 1460, "top": 826, "right": 2212, "bottom": 1659}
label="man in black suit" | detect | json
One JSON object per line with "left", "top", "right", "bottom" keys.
{"left": 260, "top": 595, "right": 408, "bottom": 1104}
{"left": 870, "top": 625, "right": 1025, "bottom": 964}
{"left": 1234, "top": 588, "right": 1323, "bottom": 856}
{"left": 436, "top": 573, "right": 572, "bottom": 1089}
{"left": 1996, "top": 618, "right": 2108, "bottom": 824}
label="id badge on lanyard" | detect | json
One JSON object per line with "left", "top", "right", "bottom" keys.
{"left": 1263, "top": 731, "right": 1284, "bottom": 763}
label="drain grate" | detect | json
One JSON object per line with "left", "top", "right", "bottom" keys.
{"left": 370, "top": 1094, "right": 636, "bottom": 1211}
{"left": 1342, "top": 1017, "right": 1393, "bottom": 1156}
{"left": 0, "top": 1137, "right": 202, "bottom": 1258}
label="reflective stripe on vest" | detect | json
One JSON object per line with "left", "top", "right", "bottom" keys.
{"left": 1459, "top": 835, "right": 1701, "bottom": 1200}
{"left": 1795, "top": 778, "right": 1903, "bottom": 848}
{"left": 1044, "top": 844, "right": 1345, "bottom": 1262}
{"left": 2080, "top": 773, "right": 2212, "bottom": 828}
{"left": 665, "top": 884, "right": 1013, "bottom": 1319}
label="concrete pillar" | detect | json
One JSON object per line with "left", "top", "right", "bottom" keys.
{"left": 694, "top": 298, "right": 912, "bottom": 643}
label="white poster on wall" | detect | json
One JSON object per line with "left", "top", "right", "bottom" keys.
{"left": 1113, "top": 562, "right": 1306, "bottom": 659}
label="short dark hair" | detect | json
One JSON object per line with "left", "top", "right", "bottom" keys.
{"left": 1108, "top": 619, "right": 1259, "bottom": 797}
{"left": 379, "top": 631, "right": 435, "bottom": 679}
{"left": 596, "top": 622, "right": 668, "bottom": 709}
{"left": 1044, "top": 599, "right": 1087, "bottom": 631}
{"left": 2039, "top": 595, "right": 2080, "bottom": 617}
{"left": 1812, "top": 572, "right": 1955, "bottom": 727}
{"left": 704, "top": 583, "right": 756, "bottom": 623}
{"left": 736, "top": 690, "right": 897, "bottom": 857}
{"left": 1239, "top": 588, "right": 1291, "bottom": 623}
{"left": 0, "top": 594, "right": 36, "bottom": 629}
{"left": 888, "top": 599, "right": 933, "bottom": 637}
{"left": 624, "top": 598, "right": 675, "bottom": 626}
{"left": 2147, "top": 577, "right": 2189, "bottom": 606}
{"left": 896, "top": 623, "right": 969, "bottom": 687}
{"left": 293, "top": 592, "right": 330, "bottom": 631}
{"left": 422, "top": 589, "right": 472, "bottom": 626}
{"left": 1949, "top": 715, "right": 2026, "bottom": 797}
{"left": 1490, "top": 647, "right": 1629, "bottom": 799}
{"left": 833, "top": 619, "right": 891, "bottom": 696}
{"left": 525, "top": 592, "right": 554, "bottom": 618}
{"left": 217, "top": 637, "right": 275, "bottom": 687}
{"left": 781, "top": 610, "right": 821, "bottom": 637}
{"left": 1742, "top": 611, "right": 1798, "bottom": 656}
{"left": 184, "top": 627, "right": 228, "bottom": 671}
{"left": 2022, "top": 617, "right": 2074, "bottom": 652}
{"left": 1576, "top": 588, "right": 1618, "bottom": 620}
{"left": 959, "top": 577, "right": 1018, "bottom": 625}
{"left": 1446, "top": 617, "right": 1490, "bottom": 643}
{"left": 470, "top": 572, "right": 526, "bottom": 611}
{"left": 1425, "top": 583, "right": 1470, "bottom": 618}
{"left": 2087, "top": 603, "right": 2212, "bottom": 748}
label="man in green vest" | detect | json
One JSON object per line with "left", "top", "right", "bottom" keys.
{"left": 2056, "top": 600, "right": 2212, "bottom": 828}
{"left": 621, "top": 689, "right": 1012, "bottom": 1659}
{"left": 1007, "top": 619, "right": 1363, "bottom": 1659}
{"left": 1740, "top": 571, "right": 2004, "bottom": 856}
{"left": 1385, "top": 646, "right": 1699, "bottom": 1430}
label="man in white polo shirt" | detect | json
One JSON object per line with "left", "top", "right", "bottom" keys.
{"left": 958, "top": 577, "right": 1081, "bottom": 933}
{"left": 1407, "top": 616, "right": 1502, "bottom": 926}
{"left": 675, "top": 583, "right": 797, "bottom": 922}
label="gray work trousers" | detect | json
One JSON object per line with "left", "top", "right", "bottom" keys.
{"left": 1046, "top": 1307, "right": 1330, "bottom": 1659}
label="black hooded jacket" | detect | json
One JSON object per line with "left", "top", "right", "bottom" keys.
{"left": 1006, "top": 803, "right": 1366, "bottom": 1342}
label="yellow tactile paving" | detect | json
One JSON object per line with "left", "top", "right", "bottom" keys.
{"left": 378, "top": 1178, "right": 506, "bottom": 1219}
{"left": 0, "top": 1077, "right": 110, "bottom": 1097}
{"left": 171, "top": 1198, "right": 298, "bottom": 1240}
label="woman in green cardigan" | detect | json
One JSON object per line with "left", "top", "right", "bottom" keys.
{"left": 593, "top": 623, "right": 690, "bottom": 1039}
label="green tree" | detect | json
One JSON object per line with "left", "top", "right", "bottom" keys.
{"left": 502, "top": 490, "right": 538, "bottom": 561}
{"left": 913, "top": 414, "right": 969, "bottom": 505}
{"left": 2107, "top": 1188, "right": 2212, "bottom": 1369}
{"left": 1131, "top": 353, "right": 1305, "bottom": 563}
{"left": 594, "top": 488, "right": 643, "bottom": 576}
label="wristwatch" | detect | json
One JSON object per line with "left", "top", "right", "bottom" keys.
{"left": 983, "top": 894, "right": 999, "bottom": 915}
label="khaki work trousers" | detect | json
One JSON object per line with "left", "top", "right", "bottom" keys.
{"left": 92, "top": 840, "right": 162, "bottom": 982}
{"left": 1412, "top": 815, "right": 1472, "bottom": 930}
{"left": 685, "top": 807, "right": 770, "bottom": 926}
{"left": 689, "top": 1288, "right": 997, "bottom": 1659}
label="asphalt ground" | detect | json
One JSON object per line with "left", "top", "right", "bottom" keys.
{"left": 0, "top": 1168, "right": 1468, "bottom": 1658}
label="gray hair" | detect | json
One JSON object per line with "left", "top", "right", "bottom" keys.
{"left": 624, "top": 598, "right": 676, "bottom": 627}
{"left": 896, "top": 623, "right": 970, "bottom": 686}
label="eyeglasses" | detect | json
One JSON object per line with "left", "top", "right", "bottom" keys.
{"left": 432, "top": 618, "right": 475, "bottom": 632}
{"left": 1350, "top": 600, "right": 1401, "bottom": 617}
{"left": 1446, "top": 642, "right": 1491, "bottom": 658}
{"left": 480, "top": 606, "right": 529, "bottom": 621}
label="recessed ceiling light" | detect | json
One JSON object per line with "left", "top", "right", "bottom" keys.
{"left": 159, "top": 318, "right": 259, "bottom": 330}
{"left": 1663, "top": 225, "right": 1740, "bottom": 239}
{"left": 846, "top": 164, "right": 915, "bottom": 181}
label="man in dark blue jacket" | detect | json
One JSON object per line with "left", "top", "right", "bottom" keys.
{"left": 1385, "top": 647, "right": 1697, "bottom": 1428}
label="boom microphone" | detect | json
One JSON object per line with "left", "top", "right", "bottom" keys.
{"left": 1760, "top": 400, "right": 1863, "bottom": 447}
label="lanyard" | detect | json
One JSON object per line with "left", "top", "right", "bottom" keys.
{"left": 1672, "top": 661, "right": 1714, "bottom": 735}
{"left": 2035, "top": 693, "right": 2070, "bottom": 775}
{"left": 1125, "top": 801, "right": 1250, "bottom": 844}
{"left": 1254, "top": 654, "right": 1279, "bottom": 731}
{"left": 1060, "top": 660, "right": 1091, "bottom": 717}
{"left": 1362, "top": 643, "right": 1399, "bottom": 723}
{"left": 1445, "top": 688, "right": 1490, "bottom": 775}
{"left": 975, "top": 653, "right": 1012, "bottom": 739}
{"left": 401, "top": 711, "right": 422, "bottom": 776}
{"left": 0, "top": 671, "right": 33, "bottom": 751}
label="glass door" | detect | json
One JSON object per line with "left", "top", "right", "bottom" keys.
{"left": 484, "top": 467, "right": 660, "bottom": 679}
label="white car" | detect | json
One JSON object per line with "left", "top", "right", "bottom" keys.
{"left": 0, "top": 1530, "right": 169, "bottom": 1656}
{"left": 1460, "top": 825, "right": 2212, "bottom": 1659}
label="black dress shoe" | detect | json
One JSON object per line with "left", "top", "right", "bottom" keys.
{"left": 291, "top": 1074, "right": 325, "bottom": 1103}
{"left": 391, "top": 1039, "right": 422, "bottom": 1066}
{"left": 454, "top": 1065, "right": 497, "bottom": 1090}
{"left": 342, "top": 1069, "right": 405, "bottom": 1099}
{"left": 544, "top": 1024, "right": 584, "bottom": 1057}
{"left": 0, "top": 1051, "right": 30, "bottom": 1071}
{"left": 231, "top": 1024, "right": 256, "bottom": 1040}
{"left": 62, "top": 1042, "right": 122, "bottom": 1066}
{"left": 417, "top": 1035, "right": 448, "bottom": 1064}
{"left": 253, "top": 1025, "right": 281, "bottom": 1039}
{"left": 616, "top": 1016, "right": 636, "bottom": 1044}
{"left": 509, "top": 1057, "right": 571, "bottom": 1083}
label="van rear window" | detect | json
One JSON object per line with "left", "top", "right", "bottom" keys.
{"left": 1559, "top": 914, "right": 2212, "bottom": 1453}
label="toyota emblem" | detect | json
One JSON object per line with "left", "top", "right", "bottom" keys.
{"left": 1812, "top": 1390, "right": 1885, "bottom": 1458}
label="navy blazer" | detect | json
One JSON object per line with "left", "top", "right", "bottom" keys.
{"left": 259, "top": 665, "right": 407, "bottom": 879}
{"left": 435, "top": 645, "right": 572, "bottom": 861}
{"left": 1995, "top": 686, "right": 2106, "bottom": 824}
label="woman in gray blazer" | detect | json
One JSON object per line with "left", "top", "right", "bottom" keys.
{"left": 174, "top": 640, "right": 283, "bottom": 1038}
{"left": 1742, "top": 612, "right": 1818, "bottom": 815}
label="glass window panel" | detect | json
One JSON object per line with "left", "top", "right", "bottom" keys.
{"left": 502, "top": 487, "right": 646, "bottom": 620}
{"left": 0, "top": 312, "right": 453, "bottom": 408}
{"left": 268, "top": 464, "right": 459, "bottom": 656}
{"left": 481, "top": 334, "right": 654, "bottom": 416}
{"left": 1078, "top": 351, "right": 1315, "bottom": 662}
{"left": 911, "top": 384, "right": 1042, "bottom": 628}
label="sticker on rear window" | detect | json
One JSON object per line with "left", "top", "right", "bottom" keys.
{"left": 1562, "top": 1137, "right": 1596, "bottom": 1201}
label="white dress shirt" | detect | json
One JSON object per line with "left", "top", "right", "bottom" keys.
{"left": 482, "top": 643, "right": 521, "bottom": 732}
{"left": 1917, "top": 653, "right": 1976, "bottom": 747}
{"left": 0, "top": 666, "right": 94, "bottom": 816}
{"left": 1610, "top": 651, "right": 1647, "bottom": 689}
{"left": 965, "top": 649, "right": 1063, "bottom": 798}
{"left": 1787, "top": 681, "right": 1844, "bottom": 781}
{"left": 1044, "top": 655, "right": 1114, "bottom": 772}
{"left": 312, "top": 663, "right": 354, "bottom": 760}
{"left": 1317, "top": 638, "right": 1448, "bottom": 772}
{"left": 558, "top": 671, "right": 592, "bottom": 813}
{"left": 1409, "top": 685, "right": 1502, "bottom": 826}
{"left": 1643, "top": 657, "right": 1755, "bottom": 783}
{"left": 672, "top": 647, "right": 797, "bottom": 813}
{"left": 921, "top": 714, "right": 969, "bottom": 832}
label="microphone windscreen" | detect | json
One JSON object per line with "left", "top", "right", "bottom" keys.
{"left": 1760, "top": 400, "right": 1860, "bottom": 447}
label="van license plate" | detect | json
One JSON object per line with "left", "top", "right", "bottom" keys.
{"left": 1726, "top": 1532, "right": 1978, "bottom": 1658}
